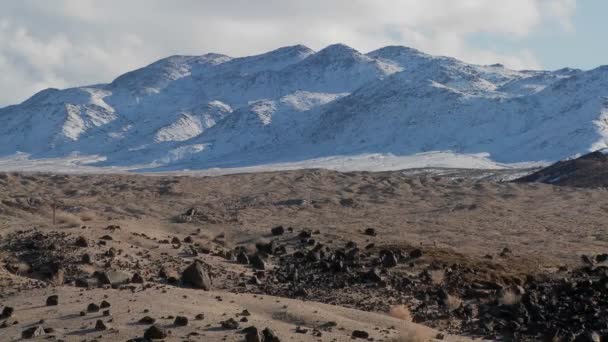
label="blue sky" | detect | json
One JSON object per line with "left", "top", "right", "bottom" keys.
{"left": 471, "top": 1, "right": 607, "bottom": 70}
{"left": 0, "top": 0, "right": 604, "bottom": 106}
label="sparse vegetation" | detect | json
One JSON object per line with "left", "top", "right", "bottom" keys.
{"left": 389, "top": 304, "right": 412, "bottom": 321}
{"left": 55, "top": 213, "right": 82, "bottom": 227}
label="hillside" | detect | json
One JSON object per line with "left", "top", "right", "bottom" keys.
{"left": 515, "top": 150, "right": 608, "bottom": 187}
{"left": 1, "top": 44, "right": 607, "bottom": 171}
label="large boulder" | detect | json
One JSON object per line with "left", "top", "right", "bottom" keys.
{"left": 181, "top": 261, "right": 212, "bottom": 290}
{"left": 98, "top": 270, "right": 131, "bottom": 288}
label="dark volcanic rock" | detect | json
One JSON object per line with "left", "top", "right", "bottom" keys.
{"left": 271, "top": 226, "right": 285, "bottom": 236}
{"left": 174, "top": 315, "right": 188, "bottom": 326}
{"left": 221, "top": 318, "right": 240, "bottom": 329}
{"left": 87, "top": 303, "right": 100, "bottom": 313}
{"left": 95, "top": 319, "right": 107, "bottom": 331}
{"left": 46, "top": 295, "right": 59, "bottom": 306}
{"left": 139, "top": 316, "right": 156, "bottom": 324}
{"left": 1, "top": 306, "right": 14, "bottom": 319}
{"left": 144, "top": 324, "right": 167, "bottom": 339}
{"left": 237, "top": 252, "right": 250, "bottom": 264}
{"left": 181, "top": 261, "right": 212, "bottom": 290}
{"left": 364, "top": 228, "right": 376, "bottom": 236}
{"left": 352, "top": 330, "right": 370, "bottom": 339}
{"left": 250, "top": 255, "right": 266, "bottom": 270}
{"left": 262, "top": 327, "right": 281, "bottom": 342}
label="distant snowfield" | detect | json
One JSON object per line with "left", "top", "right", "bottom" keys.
{"left": 0, "top": 151, "right": 547, "bottom": 176}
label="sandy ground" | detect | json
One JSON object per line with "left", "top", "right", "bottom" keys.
{"left": 1, "top": 169, "right": 606, "bottom": 340}
{"left": 0, "top": 283, "right": 449, "bottom": 341}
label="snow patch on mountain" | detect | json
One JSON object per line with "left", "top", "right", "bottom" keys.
{"left": 1, "top": 43, "right": 607, "bottom": 173}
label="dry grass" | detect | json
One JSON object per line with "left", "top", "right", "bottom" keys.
{"left": 79, "top": 211, "right": 96, "bottom": 222}
{"left": 391, "top": 325, "right": 436, "bottom": 342}
{"left": 55, "top": 213, "right": 82, "bottom": 227}
{"left": 389, "top": 304, "right": 412, "bottom": 321}
{"left": 429, "top": 269, "right": 445, "bottom": 285}
{"left": 446, "top": 294, "right": 463, "bottom": 311}
{"left": 499, "top": 288, "right": 522, "bottom": 306}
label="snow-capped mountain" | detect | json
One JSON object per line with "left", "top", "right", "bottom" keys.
{"left": 0, "top": 43, "right": 607, "bottom": 172}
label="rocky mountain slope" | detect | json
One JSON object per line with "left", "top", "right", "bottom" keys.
{"left": 1, "top": 43, "right": 607, "bottom": 171}
{"left": 515, "top": 149, "right": 608, "bottom": 187}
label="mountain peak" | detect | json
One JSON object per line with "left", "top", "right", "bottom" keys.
{"left": 316, "top": 43, "right": 361, "bottom": 57}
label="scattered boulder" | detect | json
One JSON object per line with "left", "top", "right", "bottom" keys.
{"left": 174, "top": 316, "right": 188, "bottom": 326}
{"left": 271, "top": 226, "right": 285, "bottom": 236}
{"left": 87, "top": 303, "right": 100, "bottom": 313}
{"left": 131, "top": 273, "right": 144, "bottom": 284}
{"left": 74, "top": 236, "right": 88, "bottom": 247}
{"left": 409, "top": 249, "right": 423, "bottom": 259}
{"left": 221, "top": 318, "right": 240, "bottom": 329}
{"left": 262, "top": 327, "right": 281, "bottom": 342}
{"left": 250, "top": 255, "right": 266, "bottom": 270}
{"left": 75, "top": 277, "right": 100, "bottom": 288}
{"left": 139, "top": 316, "right": 156, "bottom": 324}
{"left": 100, "top": 300, "right": 111, "bottom": 309}
{"left": 98, "top": 270, "right": 131, "bottom": 287}
{"left": 144, "top": 325, "right": 167, "bottom": 339}
{"left": 22, "top": 325, "right": 45, "bottom": 339}
{"left": 352, "top": 330, "right": 370, "bottom": 339}
{"left": 364, "top": 228, "right": 376, "bottom": 236}
{"left": 181, "top": 261, "right": 212, "bottom": 290}
{"left": 95, "top": 319, "right": 107, "bottom": 331}
{"left": 46, "top": 295, "right": 59, "bottom": 306}
{"left": 237, "top": 252, "right": 250, "bottom": 264}
{"left": 81, "top": 253, "right": 92, "bottom": 264}
{"left": 159, "top": 267, "right": 180, "bottom": 284}
{"left": 243, "top": 326, "right": 262, "bottom": 342}
{"left": 1, "top": 306, "right": 14, "bottom": 319}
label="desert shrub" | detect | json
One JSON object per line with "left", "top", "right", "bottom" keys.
{"left": 79, "top": 211, "right": 96, "bottom": 222}
{"left": 429, "top": 269, "right": 445, "bottom": 285}
{"left": 499, "top": 288, "right": 522, "bottom": 306}
{"left": 389, "top": 304, "right": 412, "bottom": 321}
{"left": 55, "top": 213, "right": 82, "bottom": 227}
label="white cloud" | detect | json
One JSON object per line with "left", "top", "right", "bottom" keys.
{"left": 0, "top": 0, "right": 577, "bottom": 106}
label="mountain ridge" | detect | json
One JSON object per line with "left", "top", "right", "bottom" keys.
{"left": 1, "top": 43, "right": 607, "bottom": 171}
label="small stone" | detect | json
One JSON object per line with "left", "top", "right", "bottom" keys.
{"left": 174, "top": 316, "right": 188, "bottom": 326}
{"left": 74, "top": 236, "right": 88, "bottom": 247}
{"left": 364, "top": 228, "right": 376, "bottom": 236}
{"left": 250, "top": 255, "right": 266, "bottom": 270}
{"left": 144, "top": 325, "right": 167, "bottom": 339}
{"left": 103, "top": 310, "right": 110, "bottom": 317}
{"left": 22, "top": 325, "right": 45, "bottom": 339}
{"left": 237, "top": 252, "right": 250, "bottom": 265}
{"left": 352, "top": 330, "right": 370, "bottom": 339}
{"left": 409, "top": 249, "right": 423, "bottom": 258}
{"left": 1, "top": 306, "right": 13, "bottom": 319}
{"left": 139, "top": 316, "right": 156, "bottom": 324}
{"left": 194, "top": 313, "right": 204, "bottom": 320}
{"left": 262, "top": 327, "right": 281, "bottom": 342}
{"left": 100, "top": 300, "right": 111, "bottom": 308}
{"left": 271, "top": 226, "right": 285, "bottom": 236}
{"left": 131, "top": 273, "right": 144, "bottom": 284}
{"left": 221, "top": 318, "right": 239, "bottom": 329}
{"left": 87, "top": 303, "right": 100, "bottom": 313}
{"left": 95, "top": 319, "right": 107, "bottom": 331}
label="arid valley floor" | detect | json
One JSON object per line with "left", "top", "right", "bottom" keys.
{"left": 1, "top": 169, "right": 608, "bottom": 341}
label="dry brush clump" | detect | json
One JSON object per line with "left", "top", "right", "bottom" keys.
{"left": 390, "top": 325, "right": 436, "bottom": 342}
{"left": 389, "top": 304, "right": 412, "bottom": 321}
{"left": 55, "top": 212, "right": 82, "bottom": 227}
{"left": 499, "top": 287, "right": 523, "bottom": 306}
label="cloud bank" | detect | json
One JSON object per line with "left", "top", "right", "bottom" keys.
{"left": 0, "top": 0, "right": 576, "bottom": 106}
